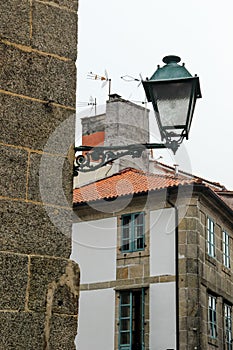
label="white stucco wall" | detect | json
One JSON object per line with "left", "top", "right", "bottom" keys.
{"left": 150, "top": 282, "right": 176, "bottom": 349}
{"left": 76, "top": 288, "right": 115, "bottom": 349}
{"left": 71, "top": 217, "right": 117, "bottom": 284}
{"left": 150, "top": 208, "right": 175, "bottom": 276}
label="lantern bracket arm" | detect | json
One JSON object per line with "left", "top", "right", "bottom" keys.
{"left": 74, "top": 141, "right": 180, "bottom": 176}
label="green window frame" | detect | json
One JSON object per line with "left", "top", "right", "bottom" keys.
{"left": 207, "top": 217, "right": 215, "bottom": 258}
{"left": 223, "top": 230, "right": 230, "bottom": 269}
{"left": 208, "top": 294, "right": 217, "bottom": 339}
{"left": 121, "top": 212, "right": 145, "bottom": 253}
{"left": 224, "top": 304, "right": 232, "bottom": 350}
{"left": 118, "top": 289, "right": 145, "bottom": 350}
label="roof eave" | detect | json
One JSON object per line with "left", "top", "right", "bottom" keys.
{"left": 73, "top": 183, "right": 233, "bottom": 220}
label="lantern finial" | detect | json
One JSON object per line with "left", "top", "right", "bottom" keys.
{"left": 162, "top": 55, "right": 181, "bottom": 64}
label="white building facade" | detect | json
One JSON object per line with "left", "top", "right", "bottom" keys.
{"left": 72, "top": 189, "right": 177, "bottom": 350}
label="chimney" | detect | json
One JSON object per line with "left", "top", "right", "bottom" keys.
{"left": 81, "top": 114, "right": 105, "bottom": 147}
{"left": 105, "top": 96, "right": 150, "bottom": 171}
{"left": 80, "top": 96, "right": 150, "bottom": 172}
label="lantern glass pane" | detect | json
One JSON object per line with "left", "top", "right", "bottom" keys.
{"left": 151, "top": 82, "right": 193, "bottom": 128}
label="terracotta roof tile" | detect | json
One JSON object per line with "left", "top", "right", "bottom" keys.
{"left": 73, "top": 168, "right": 204, "bottom": 204}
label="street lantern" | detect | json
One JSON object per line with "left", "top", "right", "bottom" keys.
{"left": 142, "top": 55, "right": 201, "bottom": 152}
{"left": 74, "top": 55, "right": 201, "bottom": 175}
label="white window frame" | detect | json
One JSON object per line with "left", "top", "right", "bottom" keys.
{"left": 223, "top": 230, "right": 230, "bottom": 269}
{"left": 208, "top": 294, "right": 217, "bottom": 339}
{"left": 207, "top": 217, "right": 215, "bottom": 258}
{"left": 224, "top": 304, "right": 232, "bottom": 350}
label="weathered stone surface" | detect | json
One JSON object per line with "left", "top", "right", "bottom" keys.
{"left": 0, "top": 200, "right": 72, "bottom": 257}
{"left": 28, "top": 257, "right": 79, "bottom": 315}
{"left": 52, "top": 284, "right": 78, "bottom": 314}
{"left": 0, "top": 93, "right": 75, "bottom": 152}
{"left": 117, "top": 267, "right": 128, "bottom": 280}
{"left": 187, "top": 258, "right": 198, "bottom": 274}
{"left": 0, "top": 0, "right": 30, "bottom": 45}
{"left": 0, "top": 43, "right": 76, "bottom": 107}
{"left": 0, "top": 0, "right": 78, "bottom": 347}
{"left": 0, "top": 145, "right": 28, "bottom": 199}
{"left": 187, "top": 231, "right": 198, "bottom": 244}
{"left": 32, "top": 2, "right": 77, "bottom": 60}
{"left": 49, "top": 315, "right": 78, "bottom": 350}
{"left": 129, "top": 264, "right": 143, "bottom": 278}
{"left": 179, "top": 217, "right": 198, "bottom": 231}
{"left": 185, "top": 205, "right": 199, "bottom": 217}
{"left": 38, "top": 0, "right": 78, "bottom": 12}
{"left": 0, "top": 311, "right": 45, "bottom": 349}
{"left": 0, "top": 252, "right": 28, "bottom": 310}
{"left": 27, "top": 153, "right": 73, "bottom": 206}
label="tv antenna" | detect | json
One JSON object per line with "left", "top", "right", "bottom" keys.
{"left": 88, "top": 96, "right": 97, "bottom": 115}
{"left": 121, "top": 73, "right": 144, "bottom": 87}
{"left": 121, "top": 73, "right": 147, "bottom": 106}
{"left": 87, "top": 70, "right": 111, "bottom": 96}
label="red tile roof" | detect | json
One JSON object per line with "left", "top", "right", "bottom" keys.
{"left": 73, "top": 168, "right": 207, "bottom": 204}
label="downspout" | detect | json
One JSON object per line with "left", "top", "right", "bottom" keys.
{"left": 167, "top": 190, "right": 179, "bottom": 350}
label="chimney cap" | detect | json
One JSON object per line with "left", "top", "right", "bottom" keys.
{"left": 108, "top": 93, "right": 122, "bottom": 101}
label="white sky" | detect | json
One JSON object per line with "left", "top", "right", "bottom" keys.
{"left": 76, "top": 0, "right": 233, "bottom": 190}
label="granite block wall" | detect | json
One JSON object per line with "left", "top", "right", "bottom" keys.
{"left": 0, "top": 1, "right": 79, "bottom": 349}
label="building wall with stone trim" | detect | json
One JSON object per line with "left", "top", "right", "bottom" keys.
{"left": 177, "top": 191, "right": 233, "bottom": 349}
{"left": 0, "top": 1, "right": 79, "bottom": 349}
{"left": 73, "top": 187, "right": 233, "bottom": 349}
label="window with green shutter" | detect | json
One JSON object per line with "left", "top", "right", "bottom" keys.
{"left": 121, "top": 212, "right": 145, "bottom": 253}
{"left": 119, "top": 289, "right": 145, "bottom": 350}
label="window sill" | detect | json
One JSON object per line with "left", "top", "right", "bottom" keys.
{"left": 117, "top": 249, "right": 148, "bottom": 259}
{"left": 222, "top": 265, "right": 231, "bottom": 276}
{"left": 208, "top": 337, "right": 218, "bottom": 347}
{"left": 206, "top": 254, "right": 217, "bottom": 266}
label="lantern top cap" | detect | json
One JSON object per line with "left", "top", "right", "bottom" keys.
{"left": 149, "top": 55, "right": 193, "bottom": 81}
{"left": 162, "top": 55, "right": 181, "bottom": 64}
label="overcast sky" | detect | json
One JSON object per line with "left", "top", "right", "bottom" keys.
{"left": 76, "top": 0, "right": 233, "bottom": 190}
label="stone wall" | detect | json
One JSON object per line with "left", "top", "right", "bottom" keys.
{"left": 0, "top": 1, "right": 79, "bottom": 349}
{"left": 178, "top": 192, "right": 233, "bottom": 349}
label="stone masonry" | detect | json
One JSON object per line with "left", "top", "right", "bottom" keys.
{"left": 0, "top": 1, "right": 79, "bottom": 349}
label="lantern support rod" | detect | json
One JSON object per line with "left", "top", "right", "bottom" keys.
{"left": 74, "top": 140, "right": 182, "bottom": 176}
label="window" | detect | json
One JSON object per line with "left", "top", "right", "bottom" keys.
{"left": 119, "top": 289, "right": 145, "bottom": 350}
{"left": 224, "top": 304, "right": 232, "bottom": 349}
{"left": 121, "top": 213, "right": 145, "bottom": 252}
{"left": 208, "top": 295, "right": 217, "bottom": 339}
{"left": 207, "top": 217, "right": 215, "bottom": 258}
{"left": 223, "top": 231, "right": 230, "bottom": 268}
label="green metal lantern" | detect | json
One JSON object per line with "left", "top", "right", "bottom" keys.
{"left": 142, "top": 55, "right": 201, "bottom": 147}
{"left": 74, "top": 56, "right": 202, "bottom": 174}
